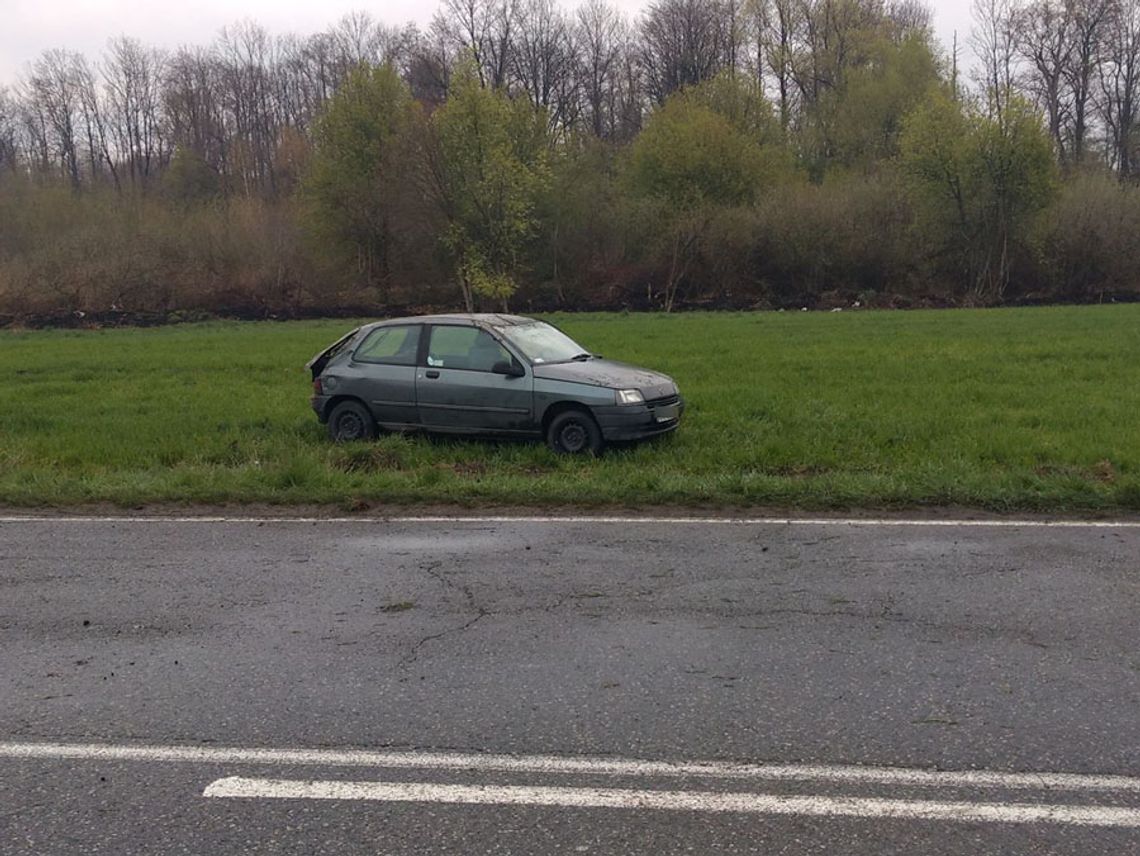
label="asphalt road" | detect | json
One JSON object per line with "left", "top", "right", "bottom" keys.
{"left": 1, "top": 515, "right": 1138, "bottom": 854}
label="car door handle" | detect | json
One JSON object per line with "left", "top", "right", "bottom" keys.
{"left": 425, "top": 370, "right": 440, "bottom": 379}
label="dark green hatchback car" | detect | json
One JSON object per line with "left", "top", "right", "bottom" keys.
{"left": 307, "top": 314, "right": 684, "bottom": 453}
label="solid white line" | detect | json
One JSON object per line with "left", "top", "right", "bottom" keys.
{"left": 3, "top": 741, "right": 1139, "bottom": 794}
{"left": 202, "top": 776, "right": 1140, "bottom": 828}
{"left": 0, "top": 514, "right": 1138, "bottom": 528}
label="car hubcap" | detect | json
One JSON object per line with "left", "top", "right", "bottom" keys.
{"left": 338, "top": 414, "right": 362, "bottom": 440}
{"left": 560, "top": 422, "right": 586, "bottom": 452}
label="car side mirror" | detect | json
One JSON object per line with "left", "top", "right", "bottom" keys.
{"left": 492, "top": 360, "right": 525, "bottom": 378}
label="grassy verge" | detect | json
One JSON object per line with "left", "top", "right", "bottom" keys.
{"left": 1, "top": 306, "right": 1138, "bottom": 511}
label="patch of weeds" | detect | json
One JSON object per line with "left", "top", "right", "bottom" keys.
{"left": 270, "top": 456, "right": 322, "bottom": 490}
{"left": 451, "top": 461, "right": 488, "bottom": 477}
{"left": 1114, "top": 481, "right": 1140, "bottom": 509}
{"left": 201, "top": 441, "right": 248, "bottom": 467}
{"left": 240, "top": 417, "right": 275, "bottom": 436}
{"left": 156, "top": 448, "right": 184, "bottom": 467}
{"left": 415, "top": 467, "right": 444, "bottom": 488}
{"left": 332, "top": 444, "right": 405, "bottom": 473}
{"left": 1034, "top": 460, "right": 1118, "bottom": 484}
{"left": 1092, "top": 459, "right": 1117, "bottom": 484}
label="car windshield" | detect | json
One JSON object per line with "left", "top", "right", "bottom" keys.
{"left": 499, "top": 322, "right": 589, "bottom": 364}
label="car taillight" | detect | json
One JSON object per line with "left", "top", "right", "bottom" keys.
{"left": 312, "top": 378, "right": 323, "bottom": 395}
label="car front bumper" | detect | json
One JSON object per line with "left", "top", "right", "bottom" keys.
{"left": 593, "top": 397, "right": 685, "bottom": 442}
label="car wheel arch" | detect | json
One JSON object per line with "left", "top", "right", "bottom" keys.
{"left": 322, "top": 394, "right": 372, "bottom": 423}
{"left": 540, "top": 400, "right": 598, "bottom": 433}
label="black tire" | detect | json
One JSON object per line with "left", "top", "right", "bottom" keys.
{"left": 327, "top": 400, "right": 376, "bottom": 443}
{"left": 546, "top": 409, "right": 603, "bottom": 455}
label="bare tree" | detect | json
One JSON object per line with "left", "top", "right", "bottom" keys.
{"left": 757, "top": 0, "right": 801, "bottom": 127}
{"left": 103, "top": 37, "right": 169, "bottom": 187}
{"left": 16, "top": 80, "right": 50, "bottom": 175}
{"left": 331, "top": 10, "right": 382, "bottom": 67}
{"left": 886, "top": 0, "right": 934, "bottom": 35}
{"left": 614, "top": 29, "right": 648, "bottom": 140}
{"left": 1065, "top": 0, "right": 1116, "bottom": 164}
{"left": 512, "top": 0, "right": 579, "bottom": 134}
{"left": 1017, "top": 0, "right": 1075, "bottom": 161}
{"left": 26, "top": 50, "right": 86, "bottom": 187}
{"left": 405, "top": 25, "right": 454, "bottom": 104}
{"left": 0, "top": 87, "right": 19, "bottom": 173}
{"left": 298, "top": 32, "right": 340, "bottom": 108}
{"left": 271, "top": 34, "right": 310, "bottom": 132}
{"left": 640, "top": 0, "right": 740, "bottom": 103}
{"left": 72, "top": 54, "right": 119, "bottom": 189}
{"left": 1100, "top": 0, "right": 1140, "bottom": 177}
{"left": 485, "top": 0, "right": 521, "bottom": 88}
{"left": 214, "top": 22, "right": 280, "bottom": 195}
{"left": 433, "top": 0, "right": 519, "bottom": 88}
{"left": 971, "top": 0, "right": 1020, "bottom": 122}
{"left": 575, "top": 0, "right": 628, "bottom": 137}
{"left": 165, "top": 46, "right": 227, "bottom": 179}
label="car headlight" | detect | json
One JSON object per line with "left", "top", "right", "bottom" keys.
{"left": 616, "top": 389, "right": 644, "bottom": 406}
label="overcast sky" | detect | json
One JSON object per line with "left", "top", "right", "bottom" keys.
{"left": 0, "top": 0, "right": 974, "bottom": 85}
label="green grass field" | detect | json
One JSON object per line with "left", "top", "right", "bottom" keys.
{"left": 1, "top": 306, "right": 1138, "bottom": 511}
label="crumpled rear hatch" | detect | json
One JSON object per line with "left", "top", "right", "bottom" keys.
{"left": 306, "top": 328, "right": 359, "bottom": 380}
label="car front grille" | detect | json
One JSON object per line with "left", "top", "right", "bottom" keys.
{"left": 646, "top": 394, "right": 680, "bottom": 410}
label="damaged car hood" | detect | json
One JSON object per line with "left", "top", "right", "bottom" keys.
{"left": 532, "top": 358, "right": 677, "bottom": 400}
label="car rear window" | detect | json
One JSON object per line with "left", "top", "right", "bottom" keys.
{"left": 354, "top": 325, "right": 421, "bottom": 366}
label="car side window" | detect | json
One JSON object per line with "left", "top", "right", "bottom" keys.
{"left": 427, "top": 326, "right": 512, "bottom": 372}
{"left": 354, "top": 325, "right": 421, "bottom": 366}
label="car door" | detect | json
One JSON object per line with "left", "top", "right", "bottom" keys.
{"left": 416, "top": 325, "right": 534, "bottom": 433}
{"left": 341, "top": 324, "right": 422, "bottom": 427}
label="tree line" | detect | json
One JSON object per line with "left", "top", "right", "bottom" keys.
{"left": 0, "top": 0, "right": 1138, "bottom": 320}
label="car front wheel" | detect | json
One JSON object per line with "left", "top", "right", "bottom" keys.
{"left": 546, "top": 409, "right": 603, "bottom": 455}
{"left": 327, "top": 400, "right": 376, "bottom": 443}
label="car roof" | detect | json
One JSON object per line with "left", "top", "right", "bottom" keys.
{"left": 362, "top": 313, "right": 537, "bottom": 332}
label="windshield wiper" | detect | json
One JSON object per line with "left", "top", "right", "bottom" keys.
{"left": 570, "top": 352, "right": 593, "bottom": 361}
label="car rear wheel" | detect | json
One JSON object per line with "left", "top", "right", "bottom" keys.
{"left": 327, "top": 400, "right": 376, "bottom": 443}
{"left": 546, "top": 409, "right": 603, "bottom": 455}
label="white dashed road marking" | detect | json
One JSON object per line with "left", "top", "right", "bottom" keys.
{"left": 202, "top": 777, "right": 1140, "bottom": 828}
{"left": 3, "top": 741, "right": 1140, "bottom": 793}
{"left": 4, "top": 741, "right": 1140, "bottom": 827}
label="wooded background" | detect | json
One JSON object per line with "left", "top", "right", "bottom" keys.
{"left": 0, "top": 0, "right": 1137, "bottom": 320}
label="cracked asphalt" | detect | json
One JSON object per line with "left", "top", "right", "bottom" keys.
{"left": 1, "top": 517, "right": 1138, "bottom": 854}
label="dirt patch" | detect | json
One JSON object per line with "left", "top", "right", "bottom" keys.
{"left": 332, "top": 446, "right": 406, "bottom": 473}
{"left": 1034, "top": 460, "right": 1118, "bottom": 484}
{"left": 379, "top": 601, "right": 416, "bottom": 613}
{"left": 446, "top": 461, "right": 489, "bottom": 477}
{"left": 1093, "top": 459, "right": 1118, "bottom": 484}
